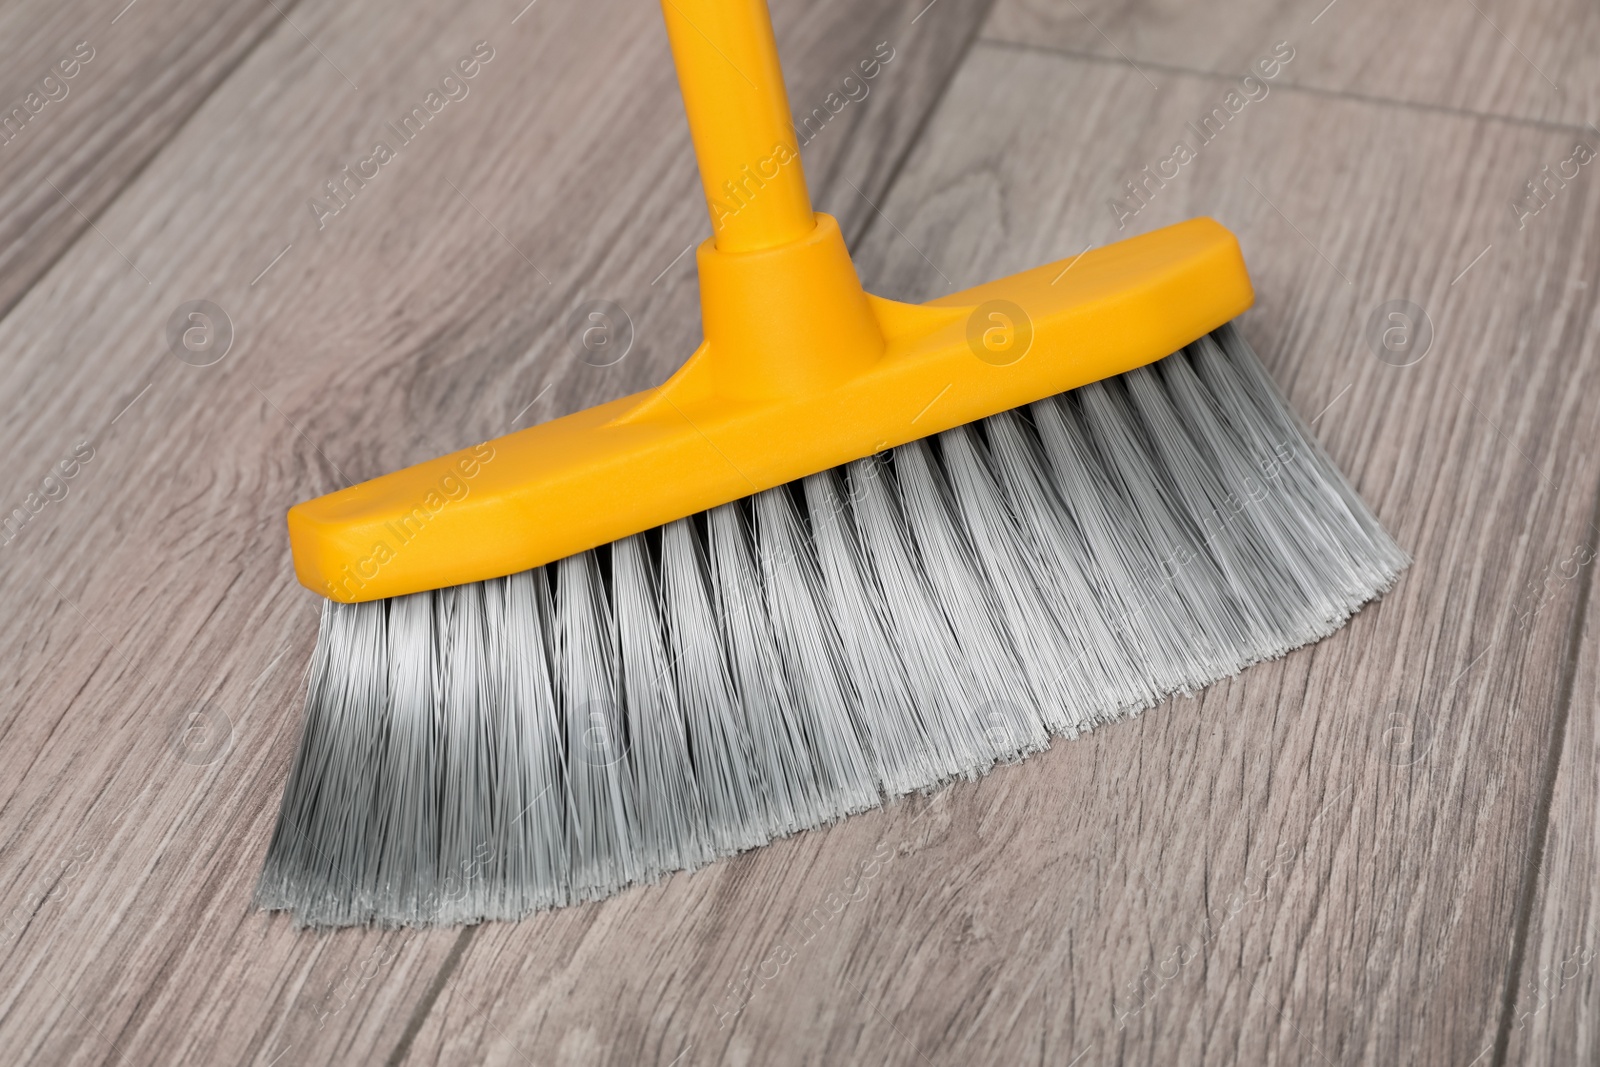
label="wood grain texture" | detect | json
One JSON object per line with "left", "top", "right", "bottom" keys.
{"left": 0, "top": 0, "right": 994, "bottom": 1064}
{"left": 1504, "top": 494, "right": 1600, "bottom": 1060}
{"left": 0, "top": 0, "right": 293, "bottom": 319}
{"left": 4, "top": 0, "right": 1600, "bottom": 1064}
{"left": 402, "top": 39, "right": 1600, "bottom": 1067}
{"left": 981, "top": 0, "right": 1600, "bottom": 128}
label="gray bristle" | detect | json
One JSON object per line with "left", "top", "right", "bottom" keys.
{"left": 257, "top": 328, "right": 1409, "bottom": 927}
{"left": 805, "top": 469, "right": 955, "bottom": 792}
{"left": 556, "top": 552, "right": 642, "bottom": 900}
{"left": 613, "top": 534, "right": 712, "bottom": 880}
{"left": 659, "top": 517, "right": 769, "bottom": 854}
{"left": 752, "top": 488, "right": 881, "bottom": 818}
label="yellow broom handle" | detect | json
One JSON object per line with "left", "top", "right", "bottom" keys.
{"left": 660, "top": 0, "right": 816, "bottom": 253}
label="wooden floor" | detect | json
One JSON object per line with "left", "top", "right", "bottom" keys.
{"left": 1, "top": 0, "right": 1597, "bottom": 1063}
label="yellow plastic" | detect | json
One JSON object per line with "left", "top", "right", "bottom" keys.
{"left": 288, "top": 0, "right": 1255, "bottom": 603}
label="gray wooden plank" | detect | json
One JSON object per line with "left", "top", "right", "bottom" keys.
{"left": 1504, "top": 516, "right": 1600, "bottom": 1062}
{"left": 400, "top": 42, "right": 1600, "bottom": 1067}
{"left": 0, "top": 0, "right": 996, "bottom": 1063}
{"left": 0, "top": 0, "right": 293, "bottom": 320}
{"left": 982, "top": 0, "right": 1600, "bottom": 128}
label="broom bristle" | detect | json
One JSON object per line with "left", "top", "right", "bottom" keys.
{"left": 256, "top": 324, "right": 1408, "bottom": 927}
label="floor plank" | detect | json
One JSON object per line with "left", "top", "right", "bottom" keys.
{"left": 982, "top": 0, "right": 1600, "bottom": 128}
{"left": 0, "top": 0, "right": 996, "bottom": 1063}
{"left": 6, "top": 0, "right": 1600, "bottom": 1063}
{"left": 402, "top": 41, "right": 1600, "bottom": 1067}
{"left": 0, "top": 0, "right": 293, "bottom": 319}
{"left": 1505, "top": 505, "right": 1600, "bottom": 1061}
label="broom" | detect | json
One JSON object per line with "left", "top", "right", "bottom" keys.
{"left": 256, "top": 0, "right": 1407, "bottom": 927}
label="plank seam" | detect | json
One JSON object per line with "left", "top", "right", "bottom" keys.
{"left": 978, "top": 36, "right": 1600, "bottom": 140}
{"left": 385, "top": 923, "right": 479, "bottom": 1067}
{"left": 1490, "top": 471, "right": 1600, "bottom": 1066}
